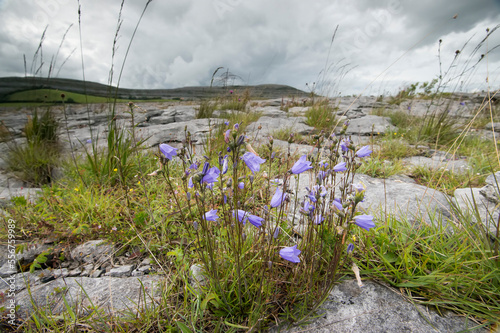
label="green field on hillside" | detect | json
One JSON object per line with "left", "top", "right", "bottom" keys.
{"left": 0, "top": 88, "right": 168, "bottom": 106}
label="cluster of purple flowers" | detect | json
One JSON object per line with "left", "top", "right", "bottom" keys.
{"left": 158, "top": 131, "right": 376, "bottom": 266}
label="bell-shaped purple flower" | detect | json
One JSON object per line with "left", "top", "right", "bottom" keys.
{"left": 356, "top": 145, "right": 372, "bottom": 158}
{"left": 224, "top": 129, "right": 231, "bottom": 143}
{"left": 333, "top": 161, "right": 347, "bottom": 172}
{"left": 247, "top": 214, "right": 264, "bottom": 228}
{"left": 317, "top": 170, "right": 327, "bottom": 182}
{"left": 159, "top": 143, "right": 177, "bottom": 160}
{"left": 347, "top": 243, "right": 354, "bottom": 254}
{"left": 242, "top": 152, "right": 266, "bottom": 173}
{"left": 273, "top": 226, "right": 280, "bottom": 239}
{"left": 238, "top": 182, "right": 245, "bottom": 189}
{"left": 303, "top": 200, "right": 315, "bottom": 212}
{"left": 202, "top": 167, "right": 220, "bottom": 184}
{"left": 279, "top": 245, "right": 301, "bottom": 263}
{"left": 233, "top": 209, "right": 263, "bottom": 228}
{"left": 291, "top": 155, "right": 313, "bottom": 174}
{"left": 332, "top": 198, "right": 343, "bottom": 213}
{"left": 340, "top": 139, "right": 350, "bottom": 152}
{"left": 204, "top": 209, "right": 218, "bottom": 221}
{"left": 270, "top": 187, "right": 287, "bottom": 208}
{"left": 313, "top": 214, "right": 324, "bottom": 225}
{"left": 354, "top": 214, "right": 375, "bottom": 231}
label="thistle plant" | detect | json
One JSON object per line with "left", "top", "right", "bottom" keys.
{"left": 157, "top": 121, "right": 374, "bottom": 329}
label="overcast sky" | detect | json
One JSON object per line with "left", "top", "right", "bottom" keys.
{"left": 0, "top": 0, "right": 499, "bottom": 96}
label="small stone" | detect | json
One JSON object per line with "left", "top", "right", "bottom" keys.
{"left": 70, "top": 240, "right": 114, "bottom": 265}
{"left": 137, "top": 265, "right": 152, "bottom": 274}
{"left": 53, "top": 268, "right": 69, "bottom": 279}
{"left": 108, "top": 265, "right": 135, "bottom": 278}
{"left": 81, "top": 264, "right": 94, "bottom": 277}
{"left": 131, "top": 270, "right": 144, "bottom": 277}
{"left": 90, "top": 270, "right": 103, "bottom": 278}
{"left": 140, "top": 258, "right": 152, "bottom": 266}
{"left": 68, "top": 268, "right": 82, "bottom": 277}
{"left": 60, "top": 261, "right": 71, "bottom": 268}
{"left": 190, "top": 264, "right": 207, "bottom": 293}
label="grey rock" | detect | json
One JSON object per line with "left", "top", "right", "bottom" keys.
{"left": 81, "top": 264, "right": 94, "bottom": 277}
{"left": 357, "top": 174, "right": 451, "bottom": 225}
{"left": 147, "top": 110, "right": 176, "bottom": 125}
{"left": 137, "top": 265, "right": 152, "bottom": 274}
{"left": 15, "top": 242, "right": 52, "bottom": 265}
{"left": 480, "top": 184, "right": 500, "bottom": 204}
{"left": 0, "top": 172, "right": 24, "bottom": 188}
{"left": 2, "top": 275, "right": 163, "bottom": 319}
{"left": 402, "top": 154, "right": 469, "bottom": 174}
{"left": 485, "top": 122, "right": 500, "bottom": 132}
{"left": 190, "top": 263, "right": 207, "bottom": 292}
{"left": 485, "top": 171, "right": 500, "bottom": 186}
{"left": 288, "top": 106, "right": 309, "bottom": 115}
{"left": 341, "top": 109, "right": 366, "bottom": 119}
{"left": 271, "top": 280, "right": 486, "bottom": 333}
{"left": 246, "top": 116, "right": 315, "bottom": 137}
{"left": 264, "top": 99, "right": 282, "bottom": 107}
{"left": 90, "top": 269, "right": 103, "bottom": 278}
{"left": 453, "top": 188, "right": 499, "bottom": 234}
{"left": 477, "top": 129, "right": 500, "bottom": 141}
{"left": 131, "top": 270, "right": 145, "bottom": 277}
{"left": 346, "top": 115, "right": 397, "bottom": 136}
{"left": 170, "top": 105, "right": 197, "bottom": 122}
{"left": 289, "top": 173, "right": 450, "bottom": 226}
{"left": 0, "top": 269, "right": 52, "bottom": 293}
{"left": 70, "top": 240, "right": 114, "bottom": 265}
{"left": 0, "top": 187, "right": 42, "bottom": 205}
{"left": 0, "top": 260, "right": 18, "bottom": 277}
{"left": 108, "top": 265, "right": 135, "bottom": 277}
{"left": 479, "top": 172, "right": 500, "bottom": 204}
{"left": 253, "top": 106, "right": 287, "bottom": 118}
{"left": 212, "top": 109, "right": 245, "bottom": 118}
{"left": 68, "top": 268, "right": 82, "bottom": 277}
{"left": 140, "top": 258, "right": 152, "bottom": 266}
{"left": 53, "top": 268, "right": 69, "bottom": 279}
{"left": 272, "top": 140, "right": 318, "bottom": 156}
{"left": 142, "top": 118, "right": 219, "bottom": 146}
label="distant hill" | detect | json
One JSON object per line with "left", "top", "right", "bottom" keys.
{"left": 0, "top": 77, "right": 309, "bottom": 101}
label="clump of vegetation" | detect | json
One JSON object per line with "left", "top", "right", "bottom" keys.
{"left": 196, "top": 98, "right": 218, "bottom": 118}
{"left": 6, "top": 108, "right": 61, "bottom": 185}
{"left": 355, "top": 211, "right": 500, "bottom": 324}
{"left": 305, "top": 100, "right": 337, "bottom": 131}
{"left": 271, "top": 126, "right": 304, "bottom": 143}
{"left": 218, "top": 89, "right": 250, "bottom": 111}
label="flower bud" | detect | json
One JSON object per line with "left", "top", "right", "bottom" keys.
{"left": 236, "top": 135, "right": 245, "bottom": 146}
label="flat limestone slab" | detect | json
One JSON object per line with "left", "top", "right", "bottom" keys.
{"left": 271, "top": 280, "right": 486, "bottom": 333}
{"left": 7, "top": 275, "right": 164, "bottom": 319}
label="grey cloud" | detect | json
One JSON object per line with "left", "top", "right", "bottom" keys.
{"left": 0, "top": 0, "right": 498, "bottom": 94}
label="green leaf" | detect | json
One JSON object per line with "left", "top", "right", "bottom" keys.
{"left": 176, "top": 322, "right": 193, "bottom": 333}
{"left": 224, "top": 321, "right": 249, "bottom": 330}
{"left": 382, "top": 252, "right": 398, "bottom": 263}
{"left": 201, "top": 292, "right": 218, "bottom": 311}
